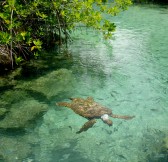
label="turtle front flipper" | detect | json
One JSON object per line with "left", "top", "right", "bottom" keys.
{"left": 76, "top": 119, "right": 96, "bottom": 134}
{"left": 111, "top": 114, "right": 135, "bottom": 120}
{"left": 56, "top": 102, "right": 71, "bottom": 108}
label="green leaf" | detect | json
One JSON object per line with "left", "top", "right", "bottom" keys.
{"left": 20, "top": 31, "right": 27, "bottom": 40}
{"left": 0, "top": 32, "right": 11, "bottom": 44}
{"left": 33, "top": 39, "right": 42, "bottom": 46}
{"left": 32, "top": 39, "right": 43, "bottom": 51}
{"left": 14, "top": 55, "right": 23, "bottom": 65}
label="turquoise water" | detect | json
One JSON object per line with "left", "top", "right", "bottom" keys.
{"left": 1, "top": 4, "right": 168, "bottom": 162}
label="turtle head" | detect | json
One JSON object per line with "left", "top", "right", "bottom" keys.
{"left": 101, "top": 114, "right": 112, "bottom": 126}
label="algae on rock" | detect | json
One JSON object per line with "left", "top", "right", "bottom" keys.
{"left": 0, "top": 108, "right": 7, "bottom": 116}
{"left": 0, "top": 67, "right": 76, "bottom": 161}
{"left": 0, "top": 68, "right": 75, "bottom": 129}
{"left": 163, "top": 136, "right": 168, "bottom": 153}
{"left": 17, "top": 68, "right": 75, "bottom": 99}
{"left": 0, "top": 100, "right": 48, "bottom": 129}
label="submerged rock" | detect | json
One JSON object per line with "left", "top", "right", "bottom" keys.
{"left": 163, "top": 136, "right": 168, "bottom": 152}
{"left": 0, "top": 89, "right": 30, "bottom": 106}
{"left": 0, "top": 69, "right": 74, "bottom": 129}
{"left": 18, "top": 68, "right": 75, "bottom": 99}
{"left": 0, "top": 100, "right": 48, "bottom": 129}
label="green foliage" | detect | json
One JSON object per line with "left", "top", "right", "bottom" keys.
{"left": 57, "top": 0, "right": 132, "bottom": 37}
{"left": 0, "top": 0, "right": 132, "bottom": 68}
{"left": 132, "top": 0, "right": 168, "bottom": 4}
{"left": 14, "top": 55, "right": 23, "bottom": 65}
{"left": 0, "top": 31, "right": 11, "bottom": 44}
{"left": 31, "top": 40, "right": 42, "bottom": 51}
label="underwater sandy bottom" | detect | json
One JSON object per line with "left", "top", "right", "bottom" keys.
{"left": 34, "top": 77, "right": 167, "bottom": 162}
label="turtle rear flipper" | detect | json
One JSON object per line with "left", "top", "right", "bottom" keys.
{"left": 76, "top": 119, "right": 96, "bottom": 134}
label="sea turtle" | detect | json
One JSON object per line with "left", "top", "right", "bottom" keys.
{"left": 56, "top": 97, "right": 135, "bottom": 134}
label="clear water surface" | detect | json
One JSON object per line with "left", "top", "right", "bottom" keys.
{"left": 0, "top": 4, "right": 168, "bottom": 162}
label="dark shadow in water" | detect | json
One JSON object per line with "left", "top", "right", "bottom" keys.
{"left": 23, "top": 89, "right": 50, "bottom": 104}
{"left": 19, "top": 52, "right": 73, "bottom": 80}
{"left": 0, "top": 85, "right": 15, "bottom": 94}
{"left": 0, "top": 112, "right": 45, "bottom": 136}
{"left": 14, "top": 87, "right": 71, "bottom": 106}
{"left": 50, "top": 140, "right": 94, "bottom": 162}
{"left": 147, "top": 152, "right": 168, "bottom": 162}
{"left": 0, "top": 128, "right": 26, "bottom": 136}
{"left": 23, "top": 89, "right": 70, "bottom": 106}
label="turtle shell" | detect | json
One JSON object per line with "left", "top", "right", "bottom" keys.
{"left": 67, "top": 97, "right": 112, "bottom": 118}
